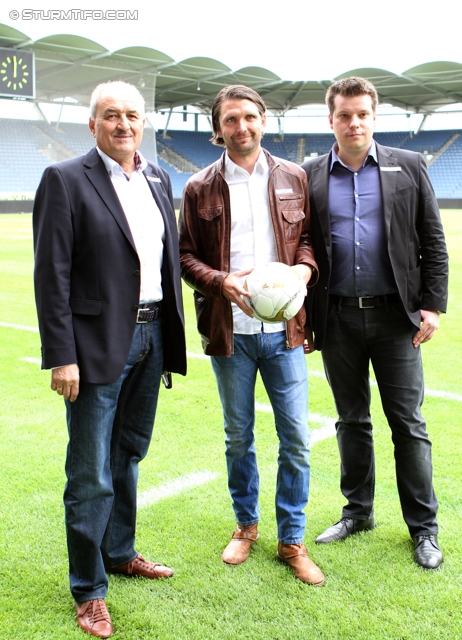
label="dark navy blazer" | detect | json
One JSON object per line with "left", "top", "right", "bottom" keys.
{"left": 34, "top": 147, "right": 186, "bottom": 383}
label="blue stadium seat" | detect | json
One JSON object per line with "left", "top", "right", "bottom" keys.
{"left": 0, "top": 119, "right": 460, "bottom": 200}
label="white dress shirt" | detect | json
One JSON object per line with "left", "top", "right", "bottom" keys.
{"left": 225, "top": 151, "right": 284, "bottom": 334}
{"left": 97, "top": 148, "right": 165, "bottom": 303}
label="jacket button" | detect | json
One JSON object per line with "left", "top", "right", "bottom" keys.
{"left": 133, "top": 270, "right": 140, "bottom": 276}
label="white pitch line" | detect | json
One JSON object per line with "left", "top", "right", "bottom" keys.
{"left": 310, "top": 412, "right": 337, "bottom": 433}
{"left": 7, "top": 328, "right": 461, "bottom": 402}
{"left": 10, "top": 329, "right": 457, "bottom": 510}
{"left": 20, "top": 357, "right": 41, "bottom": 365}
{"left": 309, "top": 367, "right": 462, "bottom": 402}
{"left": 187, "top": 350, "right": 209, "bottom": 360}
{"left": 308, "top": 369, "right": 327, "bottom": 379}
{"left": 137, "top": 424, "right": 336, "bottom": 509}
{"left": 424, "top": 388, "right": 462, "bottom": 401}
{"left": 255, "top": 403, "right": 336, "bottom": 442}
{"left": 0, "top": 321, "right": 39, "bottom": 332}
{"left": 310, "top": 419, "right": 337, "bottom": 444}
{"left": 255, "top": 402, "right": 274, "bottom": 413}
{"left": 138, "top": 470, "right": 219, "bottom": 509}
{"left": 363, "top": 378, "right": 462, "bottom": 402}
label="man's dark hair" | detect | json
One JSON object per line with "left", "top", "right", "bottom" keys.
{"left": 210, "top": 85, "right": 266, "bottom": 146}
{"left": 326, "top": 77, "right": 378, "bottom": 115}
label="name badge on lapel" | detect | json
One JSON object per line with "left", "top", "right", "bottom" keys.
{"left": 146, "top": 176, "right": 162, "bottom": 182}
{"left": 380, "top": 167, "right": 402, "bottom": 172}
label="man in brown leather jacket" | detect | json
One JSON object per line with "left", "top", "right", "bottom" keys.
{"left": 179, "top": 85, "right": 323, "bottom": 585}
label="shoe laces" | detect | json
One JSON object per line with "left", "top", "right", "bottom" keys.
{"left": 134, "top": 555, "right": 160, "bottom": 569}
{"left": 416, "top": 534, "right": 437, "bottom": 548}
{"left": 89, "top": 599, "right": 110, "bottom": 624}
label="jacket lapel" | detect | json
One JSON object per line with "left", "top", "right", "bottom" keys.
{"left": 143, "top": 165, "right": 175, "bottom": 252}
{"left": 376, "top": 142, "right": 398, "bottom": 239}
{"left": 142, "top": 164, "right": 178, "bottom": 272}
{"left": 83, "top": 148, "right": 136, "bottom": 251}
{"left": 310, "top": 154, "right": 332, "bottom": 254}
{"left": 143, "top": 165, "right": 169, "bottom": 216}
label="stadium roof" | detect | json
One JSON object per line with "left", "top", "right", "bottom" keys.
{"left": 2, "top": 23, "right": 462, "bottom": 116}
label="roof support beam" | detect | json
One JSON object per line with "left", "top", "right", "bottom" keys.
{"left": 162, "top": 107, "right": 174, "bottom": 138}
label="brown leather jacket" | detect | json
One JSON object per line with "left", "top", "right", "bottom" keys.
{"left": 179, "top": 149, "right": 318, "bottom": 356}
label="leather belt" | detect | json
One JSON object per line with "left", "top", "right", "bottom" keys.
{"left": 135, "top": 302, "right": 162, "bottom": 323}
{"left": 331, "top": 294, "right": 399, "bottom": 309}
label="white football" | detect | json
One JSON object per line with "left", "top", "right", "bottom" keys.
{"left": 243, "top": 262, "right": 305, "bottom": 323}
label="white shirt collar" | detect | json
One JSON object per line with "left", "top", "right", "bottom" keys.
{"left": 96, "top": 146, "right": 148, "bottom": 177}
{"left": 224, "top": 149, "right": 268, "bottom": 179}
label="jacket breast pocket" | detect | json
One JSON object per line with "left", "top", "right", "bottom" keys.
{"left": 281, "top": 208, "right": 305, "bottom": 243}
{"left": 69, "top": 298, "right": 102, "bottom": 316}
{"left": 197, "top": 206, "right": 222, "bottom": 254}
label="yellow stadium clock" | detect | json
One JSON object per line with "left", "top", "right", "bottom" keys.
{"left": 0, "top": 48, "right": 35, "bottom": 99}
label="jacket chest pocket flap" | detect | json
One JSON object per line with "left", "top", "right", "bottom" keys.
{"left": 278, "top": 194, "right": 305, "bottom": 242}
{"left": 197, "top": 205, "right": 222, "bottom": 253}
{"left": 198, "top": 205, "right": 223, "bottom": 221}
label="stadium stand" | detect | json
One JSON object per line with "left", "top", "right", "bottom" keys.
{"left": 158, "top": 131, "right": 222, "bottom": 169}
{"left": 0, "top": 119, "right": 461, "bottom": 203}
{"left": 427, "top": 133, "right": 462, "bottom": 198}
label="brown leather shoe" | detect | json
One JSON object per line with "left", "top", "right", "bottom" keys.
{"left": 277, "top": 542, "right": 325, "bottom": 586}
{"left": 221, "top": 523, "right": 259, "bottom": 565}
{"left": 106, "top": 554, "right": 173, "bottom": 579}
{"left": 74, "top": 599, "right": 113, "bottom": 638}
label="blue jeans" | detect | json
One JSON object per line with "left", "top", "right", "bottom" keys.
{"left": 211, "top": 331, "right": 310, "bottom": 544}
{"left": 64, "top": 319, "right": 163, "bottom": 602}
{"left": 322, "top": 300, "right": 438, "bottom": 537}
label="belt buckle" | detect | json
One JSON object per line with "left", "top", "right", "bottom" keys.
{"left": 136, "top": 307, "right": 149, "bottom": 323}
{"left": 358, "top": 296, "right": 374, "bottom": 309}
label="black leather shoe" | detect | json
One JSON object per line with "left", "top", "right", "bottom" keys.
{"left": 315, "top": 517, "right": 375, "bottom": 544}
{"left": 413, "top": 535, "right": 443, "bottom": 570}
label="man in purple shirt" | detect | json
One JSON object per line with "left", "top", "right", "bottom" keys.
{"left": 302, "top": 77, "right": 448, "bottom": 570}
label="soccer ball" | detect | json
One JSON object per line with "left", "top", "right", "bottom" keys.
{"left": 243, "top": 262, "right": 305, "bottom": 323}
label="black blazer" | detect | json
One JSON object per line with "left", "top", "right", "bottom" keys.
{"left": 302, "top": 142, "right": 449, "bottom": 350}
{"left": 34, "top": 148, "right": 186, "bottom": 383}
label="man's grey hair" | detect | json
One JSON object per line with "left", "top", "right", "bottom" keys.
{"left": 89, "top": 81, "right": 146, "bottom": 119}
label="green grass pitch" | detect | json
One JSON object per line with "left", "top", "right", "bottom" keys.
{"left": 0, "top": 212, "right": 461, "bottom": 639}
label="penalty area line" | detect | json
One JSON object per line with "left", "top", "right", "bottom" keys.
{"left": 255, "top": 403, "right": 336, "bottom": 443}
{"left": 20, "top": 357, "right": 41, "bottom": 365}
{"left": 8, "top": 330, "right": 460, "bottom": 402}
{"left": 138, "top": 470, "right": 219, "bottom": 509}
{"left": 137, "top": 421, "right": 336, "bottom": 510}
{"left": 0, "top": 321, "right": 39, "bottom": 332}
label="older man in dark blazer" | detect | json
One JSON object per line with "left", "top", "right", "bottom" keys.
{"left": 302, "top": 77, "right": 448, "bottom": 571}
{"left": 34, "top": 81, "right": 186, "bottom": 638}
